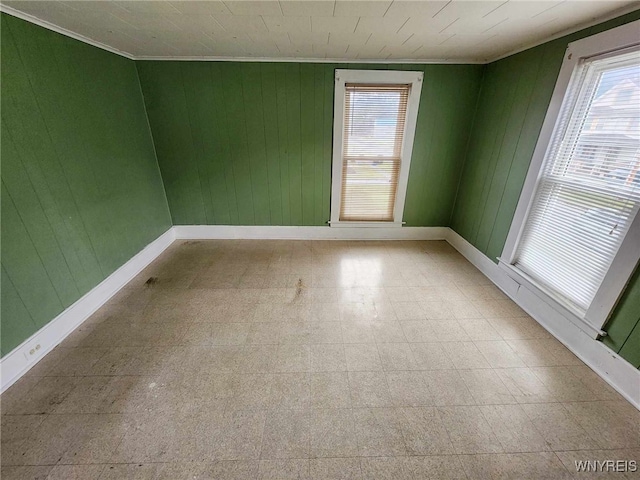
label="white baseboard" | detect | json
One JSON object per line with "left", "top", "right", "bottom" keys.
{"left": 173, "top": 225, "right": 449, "bottom": 241}
{"left": 0, "top": 228, "right": 175, "bottom": 393}
{"left": 446, "top": 229, "right": 640, "bottom": 410}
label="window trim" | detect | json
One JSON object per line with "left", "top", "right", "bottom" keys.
{"left": 330, "top": 69, "right": 423, "bottom": 227}
{"left": 499, "top": 20, "right": 640, "bottom": 338}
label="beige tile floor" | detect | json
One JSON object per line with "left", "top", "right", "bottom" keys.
{"left": 1, "top": 240, "right": 638, "bottom": 479}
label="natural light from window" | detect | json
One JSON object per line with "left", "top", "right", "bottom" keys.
{"left": 514, "top": 49, "right": 640, "bottom": 313}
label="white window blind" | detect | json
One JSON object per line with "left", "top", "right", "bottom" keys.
{"left": 340, "top": 83, "right": 410, "bottom": 222}
{"left": 514, "top": 48, "right": 640, "bottom": 314}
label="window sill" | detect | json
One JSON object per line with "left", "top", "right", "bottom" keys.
{"left": 497, "top": 259, "right": 606, "bottom": 340}
{"left": 329, "top": 221, "right": 405, "bottom": 228}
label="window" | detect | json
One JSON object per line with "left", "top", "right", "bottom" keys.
{"left": 330, "top": 70, "right": 423, "bottom": 226}
{"left": 500, "top": 20, "right": 640, "bottom": 337}
{"left": 340, "top": 83, "right": 409, "bottom": 222}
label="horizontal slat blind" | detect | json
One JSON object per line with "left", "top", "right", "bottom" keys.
{"left": 514, "top": 48, "right": 640, "bottom": 313}
{"left": 340, "top": 83, "right": 410, "bottom": 222}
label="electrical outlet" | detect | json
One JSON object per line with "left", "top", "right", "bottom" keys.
{"left": 28, "top": 344, "right": 41, "bottom": 356}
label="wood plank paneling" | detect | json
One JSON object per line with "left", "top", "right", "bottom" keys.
{"left": 604, "top": 268, "right": 640, "bottom": 367}
{"left": 1, "top": 266, "right": 38, "bottom": 355}
{"left": 137, "top": 61, "right": 483, "bottom": 227}
{"left": 285, "top": 63, "right": 303, "bottom": 226}
{"left": 275, "top": 64, "right": 292, "bottom": 225}
{"left": 0, "top": 14, "right": 171, "bottom": 357}
{"left": 450, "top": 10, "right": 640, "bottom": 367}
{"left": 313, "top": 64, "right": 325, "bottom": 226}
{"left": 210, "top": 63, "right": 239, "bottom": 224}
{"left": 299, "top": 63, "right": 316, "bottom": 226}
{"left": 260, "top": 64, "right": 284, "bottom": 225}
{"left": 224, "top": 63, "right": 256, "bottom": 225}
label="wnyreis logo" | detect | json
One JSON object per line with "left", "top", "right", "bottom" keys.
{"left": 575, "top": 460, "right": 637, "bottom": 473}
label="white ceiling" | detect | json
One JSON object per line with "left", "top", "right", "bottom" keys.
{"left": 1, "top": 1, "right": 638, "bottom": 62}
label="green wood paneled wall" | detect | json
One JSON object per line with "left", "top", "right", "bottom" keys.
{"left": 136, "top": 61, "right": 483, "bottom": 226}
{"left": 1, "top": 14, "right": 171, "bottom": 356}
{"left": 604, "top": 269, "right": 640, "bottom": 367}
{"left": 450, "top": 10, "right": 640, "bottom": 368}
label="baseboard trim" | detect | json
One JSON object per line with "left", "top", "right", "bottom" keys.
{"left": 0, "top": 228, "right": 175, "bottom": 393}
{"left": 173, "top": 225, "right": 449, "bottom": 241}
{"left": 445, "top": 229, "right": 640, "bottom": 409}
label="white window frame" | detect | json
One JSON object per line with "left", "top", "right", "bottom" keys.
{"left": 330, "top": 69, "right": 423, "bottom": 227}
{"left": 499, "top": 20, "right": 640, "bottom": 339}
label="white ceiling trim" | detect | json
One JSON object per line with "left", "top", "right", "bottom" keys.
{"left": 1, "top": 3, "right": 638, "bottom": 65}
{"left": 0, "top": 4, "right": 135, "bottom": 59}
{"left": 133, "top": 55, "right": 484, "bottom": 64}
{"left": 488, "top": 2, "right": 640, "bottom": 63}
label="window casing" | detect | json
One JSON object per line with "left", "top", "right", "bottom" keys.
{"left": 330, "top": 70, "right": 423, "bottom": 227}
{"left": 500, "top": 20, "right": 640, "bottom": 338}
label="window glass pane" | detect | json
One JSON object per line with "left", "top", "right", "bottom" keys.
{"left": 515, "top": 49, "right": 640, "bottom": 313}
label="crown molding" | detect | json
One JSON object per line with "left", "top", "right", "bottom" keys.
{"left": 134, "top": 55, "right": 484, "bottom": 64}
{"left": 486, "top": 3, "right": 640, "bottom": 63}
{"left": 0, "top": 4, "right": 136, "bottom": 60}
{"left": 1, "top": 3, "right": 639, "bottom": 65}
